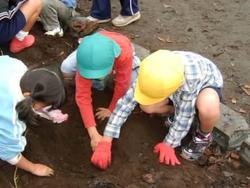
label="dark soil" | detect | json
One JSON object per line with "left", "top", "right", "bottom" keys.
{"left": 1, "top": 0, "right": 250, "bottom": 187}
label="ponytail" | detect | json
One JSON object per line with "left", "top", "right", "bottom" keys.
{"left": 16, "top": 96, "right": 37, "bottom": 125}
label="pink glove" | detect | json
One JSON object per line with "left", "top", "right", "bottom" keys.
{"left": 91, "top": 141, "right": 112, "bottom": 170}
{"left": 154, "top": 142, "right": 181, "bottom": 166}
{"left": 34, "top": 106, "right": 68, "bottom": 124}
{"left": 47, "top": 109, "right": 68, "bottom": 123}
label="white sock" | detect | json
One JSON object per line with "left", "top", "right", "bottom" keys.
{"left": 15, "top": 30, "right": 29, "bottom": 41}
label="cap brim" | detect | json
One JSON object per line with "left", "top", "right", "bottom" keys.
{"left": 78, "top": 65, "right": 113, "bottom": 79}
{"left": 134, "top": 80, "right": 166, "bottom": 105}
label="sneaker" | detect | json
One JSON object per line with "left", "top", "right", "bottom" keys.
{"left": 86, "top": 16, "right": 111, "bottom": 24}
{"left": 10, "top": 35, "right": 35, "bottom": 53}
{"left": 181, "top": 132, "right": 213, "bottom": 161}
{"left": 112, "top": 11, "right": 141, "bottom": 27}
{"left": 44, "top": 27, "right": 64, "bottom": 37}
{"left": 164, "top": 115, "right": 174, "bottom": 128}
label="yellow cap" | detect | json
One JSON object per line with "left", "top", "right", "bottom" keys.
{"left": 134, "top": 50, "right": 184, "bottom": 105}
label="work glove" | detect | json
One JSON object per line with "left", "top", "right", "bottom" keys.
{"left": 91, "top": 141, "right": 112, "bottom": 170}
{"left": 154, "top": 142, "right": 181, "bottom": 166}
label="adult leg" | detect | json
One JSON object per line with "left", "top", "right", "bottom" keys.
{"left": 89, "top": 0, "right": 111, "bottom": 20}
{"left": 120, "top": 0, "right": 139, "bottom": 16}
{"left": 112, "top": 0, "right": 140, "bottom": 27}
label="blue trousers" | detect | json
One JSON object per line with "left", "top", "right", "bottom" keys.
{"left": 90, "top": 0, "right": 139, "bottom": 19}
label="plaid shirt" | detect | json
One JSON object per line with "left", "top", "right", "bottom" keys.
{"left": 104, "top": 51, "right": 223, "bottom": 148}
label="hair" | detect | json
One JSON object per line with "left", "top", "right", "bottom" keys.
{"left": 16, "top": 68, "right": 66, "bottom": 125}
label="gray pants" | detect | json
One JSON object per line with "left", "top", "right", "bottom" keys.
{"left": 40, "top": 0, "right": 78, "bottom": 31}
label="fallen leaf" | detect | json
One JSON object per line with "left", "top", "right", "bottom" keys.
{"left": 166, "top": 36, "right": 173, "bottom": 43}
{"left": 163, "top": 4, "right": 171, "bottom": 8}
{"left": 223, "top": 171, "right": 234, "bottom": 177}
{"left": 58, "top": 51, "right": 64, "bottom": 56}
{"left": 231, "top": 98, "right": 237, "bottom": 104}
{"left": 234, "top": 108, "right": 247, "bottom": 114}
{"left": 142, "top": 174, "right": 155, "bottom": 184}
{"left": 241, "top": 86, "right": 250, "bottom": 96}
{"left": 157, "top": 36, "right": 166, "bottom": 42}
{"left": 244, "top": 85, "right": 250, "bottom": 89}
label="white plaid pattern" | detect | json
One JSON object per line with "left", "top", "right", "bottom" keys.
{"left": 104, "top": 51, "right": 223, "bottom": 147}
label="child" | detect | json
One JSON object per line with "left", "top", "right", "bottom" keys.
{"left": 0, "top": 0, "right": 41, "bottom": 53}
{"left": 60, "top": 30, "right": 140, "bottom": 151}
{"left": 91, "top": 50, "right": 223, "bottom": 169}
{"left": 87, "top": 0, "right": 140, "bottom": 27}
{"left": 0, "top": 55, "right": 65, "bottom": 176}
{"left": 39, "top": 0, "right": 78, "bottom": 37}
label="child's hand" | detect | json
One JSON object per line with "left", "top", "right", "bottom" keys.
{"left": 154, "top": 142, "right": 181, "bottom": 166}
{"left": 95, "top": 108, "right": 111, "bottom": 121}
{"left": 90, "top": 133, "right": 103, "bottom": 151}
{"left": 31, "top": 164, "right": 54, "bottom": 176}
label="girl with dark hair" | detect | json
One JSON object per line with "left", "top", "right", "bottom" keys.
{"left": 0, "top": 55, "right": 65, "bottom": 176}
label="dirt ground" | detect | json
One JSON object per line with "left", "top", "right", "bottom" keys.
{"left": 1, "top": 0, "right": 250, "bottom": 187}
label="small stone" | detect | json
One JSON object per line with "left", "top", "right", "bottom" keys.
{"left": 125, "top": 184, "right": 140, "bottom": 188}
{"left": 187, "top": 27, "right": 193, "bottom": 32}
{"left": 208, "top": 156, "right": 218, "bottom": 165}
{"left": 142, "top": 173, "right": 155, "bottom": 184}
{"left": 207, "top": 164, "right": 219, "bottom": 173}
{"left": 230, "top": 152, "right": 240, "bottom": 160}
{"left": 222, "top": 171, "right": 234, "bottom": 177}
{"left": 197, "top": 155, "right": 208, "bottom": 166}
{"left": 240, "top": 179, "right": 248, "bottom": 185}
{"left": 213, "top": 145, "right": 222, "bottom": 156}
{"left": 228, "top": 158, "right": 241, "bottom": 169}
{"left": 204, "top": 148, "right": 212, "bottom": 156}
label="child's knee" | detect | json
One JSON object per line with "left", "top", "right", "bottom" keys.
{"left": 198, "top": 102, "right": 220, "bottom": 121}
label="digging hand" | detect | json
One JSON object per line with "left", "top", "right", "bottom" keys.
{"left": 31, "top": 164, "right": 54, "bottom": 176}
{"left": 154, "top": 142, "right": 181, "bottom": 166}
{"left": 95, "top": 107, "right": 111, "bottom": 121}
{"left": 91, "top": 141, "right": 112, "bottom": 170}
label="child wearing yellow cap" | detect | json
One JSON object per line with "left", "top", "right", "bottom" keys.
{"left": 91, "top": 50, "right": 223, "bottom": 170}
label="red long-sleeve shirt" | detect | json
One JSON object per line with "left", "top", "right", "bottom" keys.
{"left": 75, "top": 31, "right": 133, "bottom": 128}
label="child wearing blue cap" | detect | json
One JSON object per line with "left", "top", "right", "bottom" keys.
{"left": 0, "top": 55, "right": 65, "bottom": 176}
{"left": 60, "top": 31, "right": 140, "bottom": 151}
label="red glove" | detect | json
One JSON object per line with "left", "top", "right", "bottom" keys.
{"left": 154, "top": 142, "right": 181, "bottom": 166}
{"left": 91, "top": 141, "right": 112, "bottom": 170}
